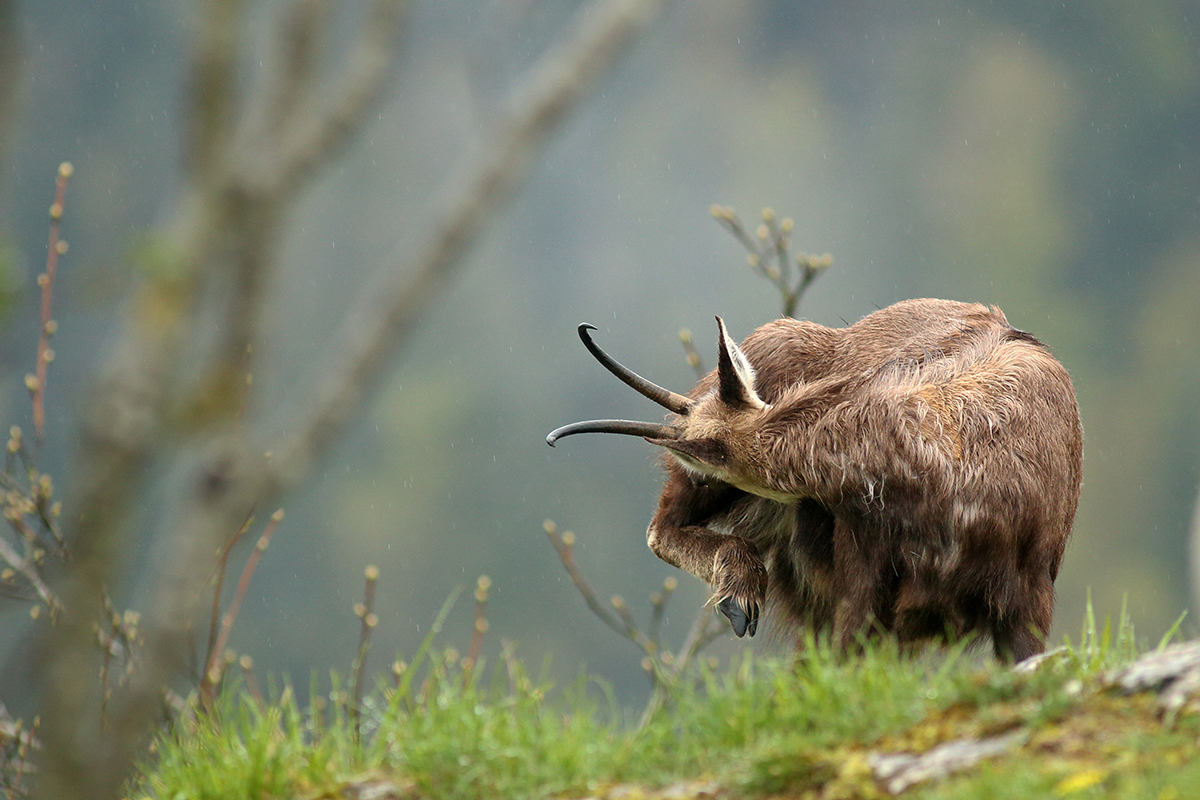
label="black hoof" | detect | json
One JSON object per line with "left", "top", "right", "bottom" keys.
{"left": 717, "top": 596, "right": 759, "bottom": 637}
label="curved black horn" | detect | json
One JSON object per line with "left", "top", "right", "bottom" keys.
{"left": 577, "top": 324, "right": 693, "bottom": 415}
{"left": 546, "top": 419, "right": 678, "bottom": 447}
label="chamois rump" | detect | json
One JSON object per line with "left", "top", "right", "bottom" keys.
{"left": 547, "top": 298, "right": 1082, "bottom": 662}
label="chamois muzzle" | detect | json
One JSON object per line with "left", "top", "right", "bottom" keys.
{"left": 546, "top": 324, "right": 693, "bottom": 447}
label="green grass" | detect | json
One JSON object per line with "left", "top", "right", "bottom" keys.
{"left": 133, "top": 605, "right": 1197, "bottom": 800}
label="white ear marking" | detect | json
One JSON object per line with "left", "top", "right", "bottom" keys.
{"left": 715, "top": 316, "right": 766, "bottom": 409}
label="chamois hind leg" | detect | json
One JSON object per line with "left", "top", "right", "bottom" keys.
{"left": 990, "top": 575, "right": 1054, "bottom": 663}
{"left": 830, "top": 518, "right": 889, "bottom": 654}
{"left": 646, "top": 520, "right": 767, "bottom": 637}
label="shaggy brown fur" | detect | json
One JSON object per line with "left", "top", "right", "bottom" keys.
{"left": 548, "top": 299, "right": 1083, "bottom": 662}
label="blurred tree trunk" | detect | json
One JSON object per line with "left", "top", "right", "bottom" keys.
{"left": 25, "top": 0, "right": 668, "bottom": 798}
{"left": 0, "top": 0, "right": 18, "bottom": 175}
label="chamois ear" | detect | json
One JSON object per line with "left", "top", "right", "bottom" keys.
{"left": 646, "top": 436, "right": 729, "bottom": 470}
{"left": 715, "top": 317, "right": 765, "bottom": 409}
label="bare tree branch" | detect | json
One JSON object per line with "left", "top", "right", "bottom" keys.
{"left": 268, "top": 0, "right": 668, "bottom": 488}
{"left": 214, "top": 0, "right": 410, "bottom": 392}
{"left": 262, "top": 0, "right": 331, "bottom": 139}
{"left": 268, "top": 0, "right": 409, "bottom": 198}
{"left": 183, "top": 0, "right": 244, "bottom": 181}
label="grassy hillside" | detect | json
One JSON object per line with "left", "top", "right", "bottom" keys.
{"left": 133, "top": 606, "right": 1198, "bottom": 800}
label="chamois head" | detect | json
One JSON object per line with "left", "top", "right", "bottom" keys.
{"left": 547, "top": 319, "right": 773, "bottom": 489}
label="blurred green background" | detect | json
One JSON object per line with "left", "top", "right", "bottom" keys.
{"left": 1, "top": 0, "right": 1198, "bottom": 709}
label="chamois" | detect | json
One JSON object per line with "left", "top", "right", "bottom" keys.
{"left": 547, "top": 299, "right": 1082, "bottom": 662}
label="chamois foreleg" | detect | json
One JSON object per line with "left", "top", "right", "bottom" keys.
{"left": 646, "top": 472, "right": 768, "bottom": 636}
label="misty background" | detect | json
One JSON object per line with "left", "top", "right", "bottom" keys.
{"left": 1, "top": 0, "right": 1198, "bottom": 710}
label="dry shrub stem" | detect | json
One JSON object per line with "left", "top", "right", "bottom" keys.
{"left": 199, "top": 509, "right": 284, "bottom": 709}
{"left": 709, "top": 205, "right": 831, "bottom": 319}
{"left": 201, "top": 513, "right": 257, "bottom": 692}
{"left": 350, "top": 565, "right": 380, "bottom": 740}
{"left": 30, "top": 1, "right": 665, "bottom": 797}
{"left": 543, "top": 520, "right": 723, "bottom": 727}
{"left": 0, "top": 165, "right": 72, "bottom": 622}
{"left": 464, "top": 574, "right": 492, "bottom": 679}
{"left": 678, "top": 327, "right": 705, "bottom": 378}
{"left": 239, "top": 655, "right": 264, "bottom": 708}
{"left": 0, "top": 714, "right": 37, "bottom": 800}
{"left": 33, "top": 162, "right": 72, "bottom": 444}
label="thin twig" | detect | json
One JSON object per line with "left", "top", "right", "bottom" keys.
{"left": 544, "top": 520, "right": 635, "bottom": 641}
{"left": 637, "top": 606, "right": 722, "bottom": 730}
{"left": 239, "top": 655, "right": 263, "bottom": 708}
{"left": 710, "top": 204, "right": 830, "bottom": 319}
{"left": 610, "top": 594, "right": 648, "bottom": 644}
{"left": 544, "top": 519, "right": 707, "bottom": 702}
{"left": 200, "top": 509, "right": 284, "bottom": 706}
{"left": 99, "top": 598, "right": 116, "bottom": 733}
{"left": 203, "top": 511, "right": 256, "bottom": 685}
{"left": 647, "top": 576, "right": 676, "bottom": 644}
{"left": 678, "top": 329, "right": 705, "bottom": 378}
{"left": 32, "top": 161, "right": 71, "bottom": 444}
{"left": 674, "top": 599, "right": 724, "bottom": 672}
{"left": 787, "top": 255, "right": 832, "bottom": 317}
{"left": 463, "top": 574, "right": 491, "bottom": 679}
{"left": 12, "top": 715, "right": 37, "bottom": 798}
{"left": 766, "top": 208, "right": 791, "bottom": 288}
{"left": 349, "top": 564, "right": 379, "bottom": 739}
